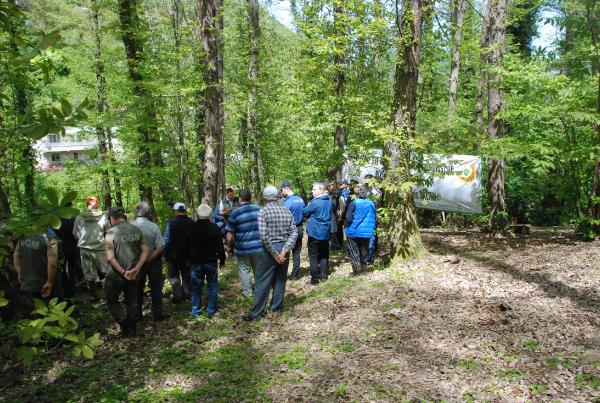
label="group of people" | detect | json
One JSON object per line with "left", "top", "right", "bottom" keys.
{"left": 12, "top": 179, "right": 378, "bottom": 336}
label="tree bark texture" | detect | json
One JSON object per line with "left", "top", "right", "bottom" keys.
{"left": 486, "top": 0, "right": 508, "bottom": 231}
{"left": 584, "top": 3, "right": 600, "bottom": 223}
{"left": 448, "top": 0, "right": 466, "bottom": 118}
{"left": 118, "top": 0, "right": 159, "bottom": 208}
{"left": 195, "top": 0, "right": 224, "bottom": 208}
{"left": 247, "top": 0, "right": 265, "bottom": 200}
{"left": 383, "top": 0, "right": 427, "bottom": 262}
{"left": 91, "top": 0, "right": 113, "bottom": 210}
{"left": 332, "top": 0, "right": 347, "bottom": 182}
{"left": 171, "top": 0, "right": 196, "bottom": 209}
{"left": 8, "top": 0, "right": 35, "bottom": 209}
{"left": 476, "top": 0, "right": 492, "bottom": 127}
{"left": 0, "top": 181, "right": 11, "bottom": 216}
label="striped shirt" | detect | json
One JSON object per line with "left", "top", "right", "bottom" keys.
{"left": 224, "top": 203, "right": 262, "bottom": 256}
{"left": 258, "top": 201, "right": 298, "bottom": 259}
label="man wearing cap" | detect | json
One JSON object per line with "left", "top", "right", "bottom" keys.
{"left": 163, "top": 202, "right": 191, "bottom": 303}
{"left": 242, "top": 186, "right": 297, "bottom": 321}
{"left": 303, "top": 181, "right": 333, "bottom": 284}
{"left": 186, "top": 204, "right": 226, "bottom": 318}
{"left": 280, "top": 180, "right": 305, "bottom": 279}
{"left": 73, "top": 196, "right": 111, "bottom": 300}
{"left": 104, "top": 207, "right": 148, "bottom": 337}
{"left": 225, "top": 190, "right": 262, "bottom": 298}
{"left": 133, "top": 201, "right": 167, "bottom": 321}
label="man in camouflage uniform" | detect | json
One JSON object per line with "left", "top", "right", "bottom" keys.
{"left": 104, "top": 207, "right": 148, "bottom": 337}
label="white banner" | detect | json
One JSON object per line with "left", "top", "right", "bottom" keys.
{"left": 344, "top": 152, "right": 483, "bottom": 214}
{"left": 413, "top": 155, "right": 483, "bottom": 214}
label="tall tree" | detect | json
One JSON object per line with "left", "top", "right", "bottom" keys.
{"left": 584, "top": 0, "right": 600, "bottom": 222}
{"left": 476, "top": 0, "right": 492, "bottom": 127}
{"left": 91, "top": 0, "right": 112, "bottom": 210}
{"left": 171, "top": 0, "right": 196, "bottom": 209}
{"left": 486, "top": 0, "right": 509, "bottom": 230}
{"left": 448, "top": 0, "right": 467, "bottom": 117}
{"left": 117, "top": 0, "right": 160, "bottom": 208}
{"left": 247, "top": 0, "right": 265, "bottom": 198}
{"left": 383, "top": 0, "right": 428, "bottom": 261}
{"left": 332, "top": 0, "right": 347, "bottom": 182}
{"left": 195, "top": 0, "right": 224, "bottom": 207}
{"left": 8, "top": 0, "right": 35, "bottom": 209}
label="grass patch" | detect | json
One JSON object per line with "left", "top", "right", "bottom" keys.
{"left": 498, "top": 369, "right": 524, "bottom": 379}
{"left": 576, "top": 373, "right": 599, "bottom": 390}
{"left": 457, "top": 358, "right": 480, "bottom": 370}
{"left": 523, "top": 339, "right": 540, "bottom": 352}
{"left": 545, "top": 356, "right": 573, "bottom": 370}
{"left": 528, "top": 384, "right": 548, "bottom": 395}
{"left": 273, "top": 345, "right": 311, "bottom": 372}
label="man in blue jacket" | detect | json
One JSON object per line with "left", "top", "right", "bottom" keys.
{"left": 345, "top": 185, "right": 377, "bottom": 275}
{"left": 281, "top": 180, "right": 305, "bottom": 279}
{"left": 303, "top": 181, "right": 332, "bottom": 285}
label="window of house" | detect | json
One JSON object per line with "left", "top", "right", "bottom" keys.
{"left": 73, "top": 152, "right": 79, "bottom": 160}
{"left": 48, "top": 134, "right": 60, "bottom": 143}
{"left": 51, "top": 154, "right": 60, "bottom": 162}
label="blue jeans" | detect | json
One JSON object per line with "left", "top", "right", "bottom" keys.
{"left": 137, "top": 259, "right": 165, "bottom": 319}
{"left": 368, "top": 235, "right": 377, "bottom": 262}
{"left": 190, "top": 262, "right": 218, "bottom": 317}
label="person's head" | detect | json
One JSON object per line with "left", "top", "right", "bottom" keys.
{"left": 239, "top": 189, "right": 252, "bottom": 203}
{"left": 328, "top": 181, "right": 336, "bottom": 192}
{"left": 135, "top": 201, "right": 152, "bottom": 218}
{"left": 108, "top": 206, "right": 126, "bottom": 226}
{"left": 355, "top": 185, "right": 368, "bottom": 199}
{"left": 339, "top": 179, "right": 349, "bottom": 189}
{"left": 263, "top": 185, "right": 279, "bottom": 202}
{"left": 280, "top": 180, "right": 293, "bottom": 197}
{"left": 85, "top": 196, "right": 99, "bottom": 210}
{"left": 226, "top": 188, "right": 234, "bottom": 200}
{"left": 196, "top": 204, "right": 212, "bottom": 220}
{"left": 311, "top": 181, "right": 326, "bottom": 198}
{"left": 173, "top": 202, "right": 186, "bottom": 215}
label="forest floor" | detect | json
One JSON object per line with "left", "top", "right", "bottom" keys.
{"left": 1, "top": 227, "right": 599, "bottom": 402}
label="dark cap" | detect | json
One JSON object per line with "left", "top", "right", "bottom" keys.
{"left": 280, "top": 180, "right": 292, "bottom": 190}
{"left": 340, "top": 179, "right": 349, "bottom": 185}
{"left": 108, "top": 206, "right": 126, "bottom": 218}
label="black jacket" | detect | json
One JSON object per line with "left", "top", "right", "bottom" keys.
{"left": 165, "top": 215, "right": 191, "bottom": 260}
{"left": 186, "top": 220, "right": 226, "bottom": 265}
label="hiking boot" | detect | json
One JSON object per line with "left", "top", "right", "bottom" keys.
{"left": 241, "top": 313, "right": 257, "bottom": 322}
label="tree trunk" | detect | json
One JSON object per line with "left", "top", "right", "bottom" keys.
{"left": 195, "top": 0, "right": 224, "bottom": 208}
{"left": 383, "top": 0, "right": 427, "bottom": 262}
{"left": 0, "top": 181, "right": 11, "bottom": 216}
{"left": 106, "top": 128, "right": 123, "bottom": 207}
{"left": 586, "top": 3, "right": 600, "bottom": 222}
{"left": 91, "top": 0, "right": 113, "bottom": 210}
{"left": 170, "top": 0, "right": 195, "bottom": 210}
{"left": 332, "top": 0, "right": 347, "bottom": 182}
{"left": 8, "top": 0, "right": 35, "bottom": 209}
{"left": 448, "top": 0, "right": 466, "bottom": 118}
{"left": 486, "top": 0, "right": 508, "bottom": 231}
{"left": 117, "top": 0, "right": 158, "bottom": 208}
{"left": 247, "top": 0, "right": 265, "bottom": 200}
{"left": 476, "top": 0, "right": 492, "bottom": 127}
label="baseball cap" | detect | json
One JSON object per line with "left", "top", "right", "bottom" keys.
{"left": 280, "top": 180, "right": 292, "bottom": 189}
{"left": 340, "top": 179, "right": 349, "bottom": 185}
{"left": 172, "top": 202, "right": 186, "bottom": 212}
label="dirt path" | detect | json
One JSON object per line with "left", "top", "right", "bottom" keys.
{"left": 1, "top": 227, "right": 598, "bottom": 402}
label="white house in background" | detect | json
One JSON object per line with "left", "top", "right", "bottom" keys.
{"left": 34, "top": 127, "right": 121, "bottom": 172}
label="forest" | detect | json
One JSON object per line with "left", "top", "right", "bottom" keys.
{"left": 0, "top": 0, "right": 599, "bottom": 401}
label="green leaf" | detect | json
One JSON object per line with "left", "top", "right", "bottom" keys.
{"left": 72, "top": 346, "right": 81, "bottom": 357}
{"left": 46, "top": 189, "right": 59, "bottom": 206}
{"left": 60, "top": 99, "right": 72, "bottom": 116}
{"left": 81, "top": 345, "right": 94, "bottom": 359}
{"left": 49, "top": 215, "right": 62, "bottom": 229}
{"left": 17, "top": 346, "right": 38, "bottom": 364}
{"left": 60, "top": 191, "right": 78, "bottom": 206}
{"left": 54, "top": 206, "right": 80, "bottom": 219}
{"left": 86, "top": 332, "right": 103, "bottom": 347}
